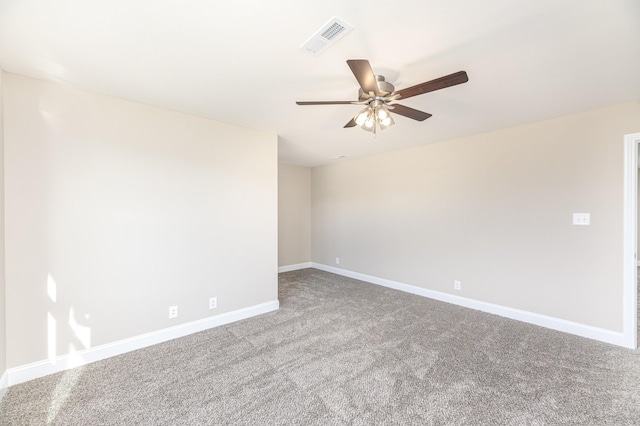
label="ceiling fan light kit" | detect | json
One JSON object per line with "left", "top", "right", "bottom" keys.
{"left": 296, "top": 59, "right": 469, "bottom": 137}
{"left": 354, "top": 102, "right": 395, "bottom": 134}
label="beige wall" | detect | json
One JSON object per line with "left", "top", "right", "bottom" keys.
{"left": 0, "top": 68, "right": 5, "bottom": 375}
{"left": 4, "top": 73, "right": 278, "bottom": 368}
{"left": 312, "top": 102, "right": 640, "bottom": 332}
{"left": 278, "top": 163, "right": 312, "bottom": 267}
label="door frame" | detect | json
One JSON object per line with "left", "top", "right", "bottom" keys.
{"left": 623, "top": 132, "right": 640, "bottom": 349}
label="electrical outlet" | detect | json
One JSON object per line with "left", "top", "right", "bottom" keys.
{"left": 169, "top": 305, "right": 178, "bottom": 319}
{"left": 336, "top": 257, "right": 340, "bottom": 265}
{"left": 209, "top": 297, "right": 217, "bottom": 310}
{"left": 573, "top": 213, "right": 590, "bottom": 225}
{"left": 454, "top": 280, "right": 462, "bottom": 291}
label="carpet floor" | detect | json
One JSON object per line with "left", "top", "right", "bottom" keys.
{"left": 1, "top": 268, "right": 639, "bottom": 425}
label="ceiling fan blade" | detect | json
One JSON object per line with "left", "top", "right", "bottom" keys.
{"left": 395, "top": 71, "right": 468, "bottom": 100}
{"left": 296, "top": 101, "right": 355, "bottom": 105}
{"left": 391, "top": 104, "right": 432, "bottom": 121}
{"left": 344, "top": 118, "right": 357, "bottom": 128}
{"left": 347, "top": 59, "right": 379, "bottom": 96}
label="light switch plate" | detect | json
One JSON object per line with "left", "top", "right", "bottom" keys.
{"left": 573, "top": 213, "right": 590, "bottom": 225}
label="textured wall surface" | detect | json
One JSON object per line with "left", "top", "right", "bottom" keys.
{"left": 4, "top": 73, "right": 278, "bottom": 368}
{"left": 312, "top": 102, "right": 640, "bottom": 332}
{"left": 278, "top": 163, "right": 311, "bottom": 267}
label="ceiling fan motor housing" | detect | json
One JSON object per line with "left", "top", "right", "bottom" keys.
{"left": 358, "top": 75, "right": 395, "bottom": 101}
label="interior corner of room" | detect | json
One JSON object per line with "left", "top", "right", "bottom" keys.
{"left": 279, "top": 105, "right": 640, "bottom": 353}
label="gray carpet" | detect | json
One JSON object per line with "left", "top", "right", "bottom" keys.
{"left": 1, "top": 268, "right": 640, "bottom": 425}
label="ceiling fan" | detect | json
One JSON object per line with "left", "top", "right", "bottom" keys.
{"left": 296, "top": 59, "right": 468, "bottom": 134}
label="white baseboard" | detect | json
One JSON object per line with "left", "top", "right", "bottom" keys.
{"left": 278, "top": 262, "right": 312, "bottom": 273}
{"left": 6, "top": 299, "right": 279, "bottom": 387}
{"left": 311, "top": 263, "right": 629, "bottom": 348}
{"left": 0, "top": 370, "right": 8, "bottom": 402}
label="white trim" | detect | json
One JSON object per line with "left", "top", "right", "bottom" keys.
{"left": 6, "top": 300, "right": 279, "bottom": 387}
{"left": 623, "top": 133, "right": 640, "bottom": 349}
{"left": 278, "top": 262, "right": 312, "bottom": 273}
{"left": 0, "top": 370, "right": 8, "bottom": 402}
{"left": 312, "top": 263, "right": 628, "bottom": 347}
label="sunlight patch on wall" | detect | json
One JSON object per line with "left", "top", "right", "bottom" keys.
{"left": 47, "top": 274, "right": 57, "bottom": 362}
{"left": 68, "top": 306, "right": 91, "bottom": 351}
{"left": 47, "top": 312, "right": 56, "bottom": 362}
{"left": 47, "top": 274, "right": 57, "bottom": 303}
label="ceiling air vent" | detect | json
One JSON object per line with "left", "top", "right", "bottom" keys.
{"left": 300, "top": 17, "right": 353, "bottom": 55}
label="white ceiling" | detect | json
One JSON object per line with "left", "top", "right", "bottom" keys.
{"left": 0, "top": 0, "right": 639, "bottom": 167}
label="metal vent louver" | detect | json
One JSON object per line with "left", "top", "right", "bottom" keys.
{"left": 300, "top": 17, "right": 353, "bottom": 55}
